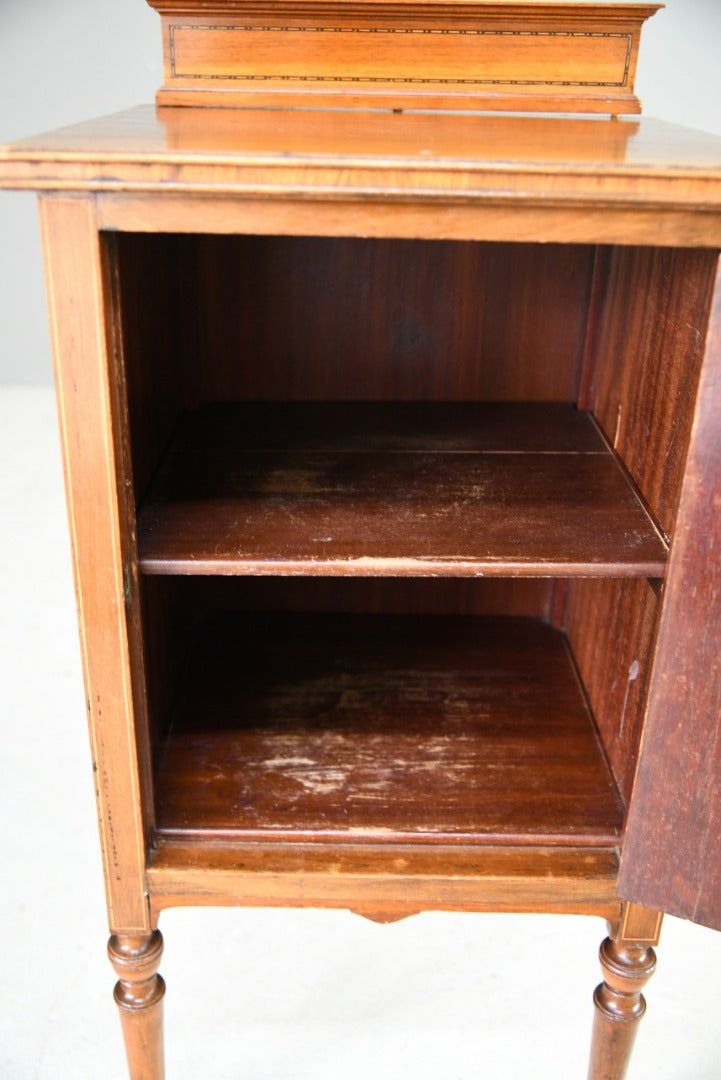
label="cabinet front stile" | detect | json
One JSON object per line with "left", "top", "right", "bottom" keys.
{"left": 39, "top": 194, "right": 153, "bottom": 935}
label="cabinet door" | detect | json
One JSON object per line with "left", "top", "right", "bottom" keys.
{"left": 618, "top": 257, "right": 721, "bottom": 931}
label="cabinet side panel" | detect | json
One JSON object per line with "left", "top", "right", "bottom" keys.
{"left": 192, "top": 237, "right": 594, "bottom": 402}
{"left": 117, "top": 234, "right": 193, "bottom": 501}
{"left": 618, "top": 257, "right": 721, "bottom": 930}
{"left": 116, "top": 235, "right": 201, "bottom": 763}
{"left": 39, "top": 196, "right": 151, "bottom": 934}
{"left": 565, "top": 578, "right": 659, "bottom": 802}
{"left": 591, "top": 246, "right": 717, "bottom": 537}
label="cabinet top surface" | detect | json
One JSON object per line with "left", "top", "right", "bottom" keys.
{"left": 1, "top": 106, "right": 720, "bottom": 188}
{"left": 3, "top": 107, "right": 721, "bottom": 242}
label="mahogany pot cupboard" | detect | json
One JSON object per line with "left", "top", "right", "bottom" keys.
{"left": 1, "top": 2, "right": 721, "bottom": 1077}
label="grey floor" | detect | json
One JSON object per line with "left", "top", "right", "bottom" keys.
{"left": 1, "top": 386, "right": 719, "bottom": 1080}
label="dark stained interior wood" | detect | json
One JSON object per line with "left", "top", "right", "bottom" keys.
{"left": 588, "top": 246, "right": 717, "bottom": 538}
{"left": 140, "top": 577, "right": 200, "bottom": 762}
{"left": 113, "top": 233, "right": 193, "bottom": 501}
{"left": 555, "top": 246, "right": 718, "bottom": 821}
{"left": 154, "top": 614, "right": 624, "bottom": 845}
{"left": 618, "top": 261, "right": 721, "bottom": 931}
{"left": 111, "top": 227, "right": 715, "bottom": 927}
{"left": 136, "top": 402, "right": 667, "bottom": 577}
{"left": 157, "top": 576, "right": 556, "bottom": 617}
{"left": 116, "top": 235, "right": 596, "bottom": 515}
{"left": 141, "top": 575, "right": 556, "bottom": 769}
{"left": 564, "top": 578, "right": 659, "bottom": 801}
{"left": 180, "top": 236, "right": 595, "bottom": 403}
{"left": 152, "top": 400, "right": 603, "bottom": 453}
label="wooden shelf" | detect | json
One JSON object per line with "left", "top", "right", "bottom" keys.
{"left": 137, "top": 403, "right": 667, "bottom": 577}
{"left": 154, "top": 613, "right": 624, "bottom": 847}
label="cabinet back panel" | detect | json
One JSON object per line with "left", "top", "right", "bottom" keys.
{"left": 187, "top": 236, "right": 594, "bottom": 402}
{"left": 589, "top": 246, "right": 717, "bottom": 538}
{"left": 170, "top": 577, "right": 554, "bottom": 618}
{"left": 141, "top": 577, "right": 554, "bottom": 759}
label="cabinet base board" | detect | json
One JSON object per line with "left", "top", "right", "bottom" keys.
{"left": 147, "top": 841, "right": 621, "bottom": 922}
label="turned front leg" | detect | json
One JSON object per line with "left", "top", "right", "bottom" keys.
{"left": 108, "top": 930, "right": 165, "bottom": 1080}
{"left": 587, "top": 904, "right": 661, "bottom": 1080}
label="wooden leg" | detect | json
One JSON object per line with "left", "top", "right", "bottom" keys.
{"left": 108, "top": 930, "right": 165, "bottom": 1080}
{"left": 587, "top": 904, "right": 662, "bottom": 1080}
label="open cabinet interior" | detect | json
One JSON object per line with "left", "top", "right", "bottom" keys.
{"left": 111, "top": 232, "right": 716, "bottom": 862}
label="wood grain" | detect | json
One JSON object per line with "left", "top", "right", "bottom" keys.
{"left": 148, "top": 1, "right": 659, "bottom": 113}
{"left": 147, "top": 841, "right": 621, "bottom": 918}
{"left": 3, "top": 110, "right": 721, "bottom": 252}
{"left": 160, "top": 401, "right": 603, "bottom": 449}
{"left": 136, "top": 402, "right": 667, "bottom": 577}
{"left": 565, "top": 578, "right": 659, "bottom": 801}
{"left": 108, "top": 933, "right": 165, "bottom": 1080}
{"left": 590, "top": 246, "right": 717, "bottom": 537}
{"left": 114, "top": 233, "right": 193, "bottom": 501}
{"left": 154, "top": 614, "right": 624, "bottom": 845}
{"left": 186, "top": 237, "right": 593, "bottom": 403}
{"left": 145, "top": 574, "right": 555, "bottom": 618}
{"left": 8, "top": 22, "right": 721, "bottom": 1080}
{"left": 99, "top": 193, "right": 721, "bottom": 250}
{"left": 39, "top": 196, "right": 152, "bottom": 934}
{"left": 587, "top": 932, "right": 657, "bottom": 1080}
{"left": 618, "top": 257, "right": 721, "bottom": 931}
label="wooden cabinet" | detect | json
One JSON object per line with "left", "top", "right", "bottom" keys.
{"left": 2, "top": 6, "right": 721, "bottom": 1076}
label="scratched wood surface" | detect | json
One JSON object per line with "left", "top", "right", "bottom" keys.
{"left": 140, "top": 576, "right": 555, "bottom": 765}
{"left": 137, "top": 402, "right": 666, "bottom": 577}
{"left": 154, "top": 614, "right": 624, "bottom": 844}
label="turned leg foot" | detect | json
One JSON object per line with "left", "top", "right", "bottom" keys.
{"left": 587, "top": 905, "right": 661, "bottom": 1080}
{"left": 108, "top": 930, "right": 165, "bottom": 1080}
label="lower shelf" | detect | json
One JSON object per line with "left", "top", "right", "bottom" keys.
{"left": 154, "top": 613, "right": 624, "bottom": 848}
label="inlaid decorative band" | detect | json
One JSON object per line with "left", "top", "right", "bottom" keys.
{"left": 168, "top": 25, "right": 633, "bottom": 87}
